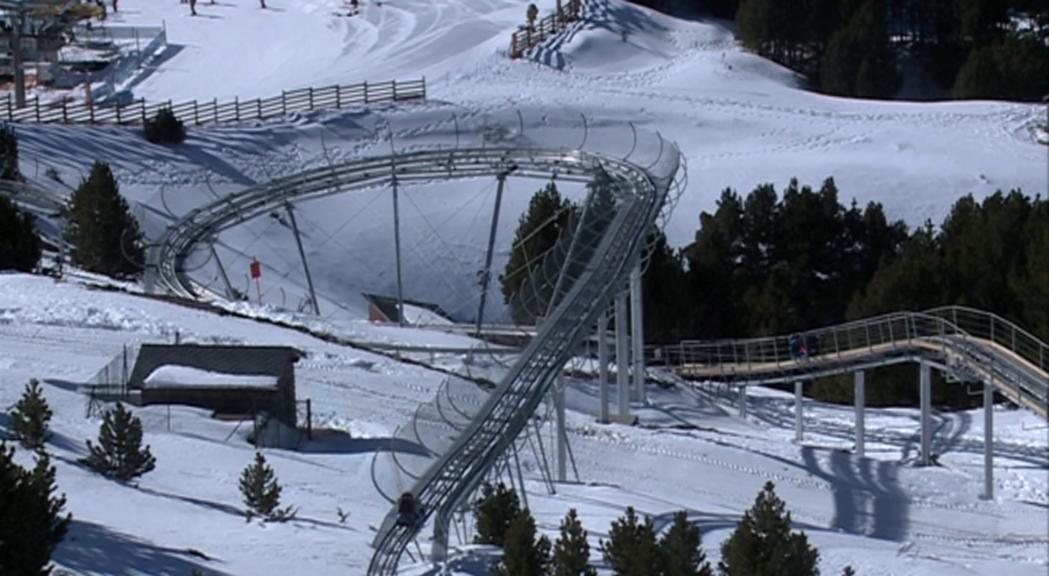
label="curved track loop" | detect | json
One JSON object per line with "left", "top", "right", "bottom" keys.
{"left": 665, "top": 307, "right": 1048, "bottom": 418}
{"left": 153, "top": 144, "right": 683, "bottom": 575}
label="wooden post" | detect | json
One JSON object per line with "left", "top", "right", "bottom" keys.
{"left": 193, "top": 100, "right": 199, "bottom": 125}
{"left": 421, "top": 76, "right": 426, "bottom": 100}
{"left": 282, "top": 90, "right": 287, "bottom": 115}
{"left": 34, "top": 95, "right": 40, "bottom": 122}
{"left": 234, "top": 96, "right": 240, "bottom": 121}
{"left": 363, "top": 81, "right": 368, "bottom": 104}
{"left": 308, "top": 87, "right": 314, "bottom": 110}
{"left": 116, "top": 101, "right": 122, "bottom": 124}
{"left": 306, "top": 398, "right": 312, "bottom": 440}
{"left": 62, "top": 100, "right": 67, "bottom": 123}
{"left": 6, "top": 94, "right": 11, "bottom": 121}
{"left": 335, "top": 85, "right": 341, "bottom": 108}
{"left": 140, "top": 98, "right": 146, "bottom": 124}
{"left": 213, "top": 98, "right": 218, "bottom": 123}
{"left": 392, "top": 79, "right": 397, "bottom": 101}
{"left": 256, "top": 98, "right": 261, "bottom": 119}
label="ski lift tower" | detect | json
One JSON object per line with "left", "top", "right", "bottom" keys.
{"left": 0, "top": 0, "right": 84, "bottom": 107}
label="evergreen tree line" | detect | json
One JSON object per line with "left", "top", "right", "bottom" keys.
{"left": 473, "top": 480, "right": 857, "bottom": 576}
{"left": 0, "top": 123, "right": 143, "bottom": 278}
{"left": 649, "top": 179, "right": 1046, "bottom": 406}
{"left": 726, "top": 0, "right": 1048, "bottom": 101}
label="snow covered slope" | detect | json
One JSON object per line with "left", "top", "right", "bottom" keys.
{"left": 11, "top": 0, "right": 1045, "bottom": 325}
{"left": 0, "top": 273, "right": 1045, "bottom": 575}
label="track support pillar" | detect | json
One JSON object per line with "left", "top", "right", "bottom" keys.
{"left": 794, "top": 381, "right": 804, "bottom": 443}
{"left": 920, "top": 361, "right": 932, "bottom": 466}
{"left": 556, "top": 373, "right": 567, "bottom": 482}
{"left": 285, "top": 203, "right": 320, "bottom": 315}
{"left": 738, "top": 386, "right": 747, "bottom": 420}
{"left": 854, "top": 370, "right": 865, "bottom": 458}
{"left": 615, "top": 290, "right": 630, "bottom": 419}
{"left": 630, "top": 263, "right": 646, "bottom": 403}
{"left": 983, "top": 372, "right": 994, "bottom": 500}
{"left": 598, "top": 309, "right": 610, "bottom": 423}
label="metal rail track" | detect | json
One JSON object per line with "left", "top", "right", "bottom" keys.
{"left": 152, "top": 144, "right": 682, "bottom": 574}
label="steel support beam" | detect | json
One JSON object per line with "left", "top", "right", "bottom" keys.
{"left": 284, "top": 204, "right": 320, "bottom": 315}
{"left": 475, "top": 172, "right": 507, "bottom": 335}
{"left": 615, "top": 290, "right": 630, "bottom": 419}
{"left": 209, "top": 243, "right": 235, "bottom": 301}
{"left": 794, "top": 381, "right": 804, "bottom": 443}
{"left": 391, "top": 176, "right": 405, "bottom": 326}
{"left": 555, "top": 373, "right": 567, "bottom": 482}
{"left": 598, "top": 310, "right": 610, "bottom": 423}
{"left": 629, "top": 263, "right": 646, "bottom": 403}
{"left": 983, "top": 372, "right": 994, "bottom": 500}
{"left": 920, "top": 361, "right": 932, "bottom": 466}
{"left": 854, "top": 370, "right": 865, "bottom": 458}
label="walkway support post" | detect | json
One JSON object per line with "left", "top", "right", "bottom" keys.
{"left": 854, "top": 370, "right": 865, "bottom": 458}
{"left": 615, "top": 290, "right": 630, "bottom": 419}
{"left": 284, "top": 203, "right": 321, "bottom": 316}
{"left": 738, "top": 386, "right": 747, "bottom": 419}
{"left": 475, "top": 169, "right": 510, "bottom": 335}
{"left": 598, "top": 310, "right": 610, "bottom": 423}
{"left": 630, "top": 263, "right": 646, "bottom": 403}
{"left": 794, "top": 381, "right": 804, "bottom": 442}
{"left": 920, "top": 361, "right": 932, "bottom": 466}
{"left": 983, "top": 371, "right": 994, "bottom": 500}
{"left": 556, "top": 373, "right": 567, "bottom": 482}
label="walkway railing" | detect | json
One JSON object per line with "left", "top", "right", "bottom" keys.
{"left": 510, "top": 0, "right": 582, "bottom": 59}
{"left": 2, "top": 78, "right": 426, "bottom": 125}
{"left": 661, "top": 309, "right": 1048, "bottom": 417}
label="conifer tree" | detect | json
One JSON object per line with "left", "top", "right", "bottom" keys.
{"left": 474, "top": 481, "right": 522, "bottom": 546}
{"left": 0, "top": 444, "right": 71, "bottom": 576}
{"left": 65, "top": 161, "right": 143, "bottom": 278}
{"left": 0, "top": 195, "right": 41, "bottom": 272}
{"left": 551, "top": 508, "right": 596, "bottom": 576}
{"left": 10, "top": 379, "right": 52, "bottom": 451}
{"left": 82, "top": 402, "right": 156, "bottom": 481}
{"left": 493, "top": 508, "right": 551, "bottom": 576}
{"left": 239, "top": 452, "right": 294, "bottom": 522}
{"left": 599, "top": 506, "right": 661, "bottom": 576}
{"left": 719, "top": 482, "right": 819, "bottom": 576}
{"left": 0, "top": 123, "right": 21, "bottom": 181}
{"left": 659, "top": 511, "right": 712, "bottom": 576}
{"left": 527, "top": 3, "right": 539, "bottom": 29}
{"left": 842, "top": 566, "right": 856, "bottom": 576}
{"left": 500, "top": 183, "right": 573, "bottom": 325}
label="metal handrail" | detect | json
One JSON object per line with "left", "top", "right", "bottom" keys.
{"left": 665, "top": 309, "right": 1047, "bottom": 417}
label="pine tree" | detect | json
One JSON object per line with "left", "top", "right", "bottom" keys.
{"left": 842, "top": 566, "right": 856, "bottom": 576}
{"left": 65, "top": 161, "right": 143, "bottom": 278}
{"left": 659, "top": 511, "right": 712, "bottom": 576}
{"left": 143, "top": 108, "right": 186, "bottom": 145}
{"left": 10, "top": 379, "right": 52, "bottom": 451}
{"left": 551, "top": 508, "right": 596, "bottom": 576}
{"left": 474, "top": 481, "right": 522, "bottom": 546}
{"left": 500, "top": 183, "right": 573, "bottom": 325}
{"left": 0, "top": 195, "right": 41, "bottom": 272}
{"left": 493, "top": 508, "right": 551, "bottom": 576}
{"left": 598, "top": 506, "right": 661, "bottom": 576}
{"left": 0, "top": 123, "right": 21, "bottom": 181}
{"left": 239, "top": 452, "right": 294, "bottom": 521}
{"left": 719, "top": 482, "right": 820, "bottom": 576}
{"left": 527, "top": 3, "right": 539, "bottom": 29}
{"left": 0, "top": 444, "right": 71, "bottom": 576}
{"left": 82, "top": 402, "right": 156, "bottom": 481}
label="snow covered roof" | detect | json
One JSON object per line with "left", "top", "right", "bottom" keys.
{"left": 143, "top": 365, "right": 278, "bottom": 389}
{"left": 362, "top": 293, "right": 453, "bottom": 325}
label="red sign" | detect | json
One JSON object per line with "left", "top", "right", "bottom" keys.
{"left": 249, "top": 260, "right": 261, "bottom": 279}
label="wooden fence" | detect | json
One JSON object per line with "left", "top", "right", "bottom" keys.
{"left": 510, "top": 0, "right": 583, "bottom": 59}
{"left": 2, "top": 78, "right": 426, "bottom": 126}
